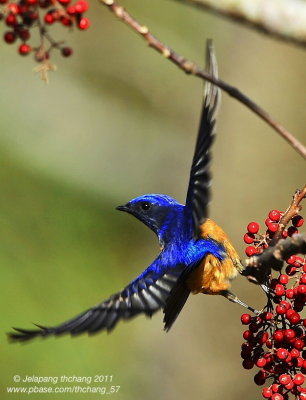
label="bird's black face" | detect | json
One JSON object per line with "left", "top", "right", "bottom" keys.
{"left": 116, "top": 194, "right": 180, "bottom": 238}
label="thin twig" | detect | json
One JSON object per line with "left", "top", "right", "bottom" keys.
{"left": 99, "top": 0, "right": 306, "bottom": 160}
{"left": 171, "top": 0, "right": 306, "bottom": 49}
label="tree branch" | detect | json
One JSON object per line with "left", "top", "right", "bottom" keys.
{"left": 272, "top": 185, "right": 306, "bottom": 243}
{"left": 99, "top": 0, "right": 306, "bottom": 160}
{"left": 172, "top": 0, "right": 306, "bottom": 49}
{"left": 242, "top": 185, "right": 306, "bottom": 284}
{"left": 243, "top": 234, "right": 306, "bottom": 284}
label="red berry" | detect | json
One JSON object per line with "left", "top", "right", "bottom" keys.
{"left": 284, "top": 380, "right": 294, "bottom": 390}
{"left": 277, "top": 348, "right": 289, "bottom": 360}
{"left": 269, "top": 210, "right": 281, "bottom": 222}
{"left": 286, "top": 265, "right": 297, "bottom": 276}
{"left": 44, "top": 13, "right": 55, "bottom": 24}
{"left": 279, "top": 374, "right": 291, "bottom": 386}
{"left": 245, "top": 246, "right": 257, "bottom": 257}
{"left": 75, "top": 0, "right": 89, "bottom": 13}
{"left": 281, "top": 230, "right": 288, "bottom": 238}
{"left": 272, "top": 384, "right": 281, "bottom": 393}
{"left": 296, "top": 357, "right": 304, "bottom": 368}
{"left": 61, "top": 47, "right": 73, "bottom": 57}
{"left": 274, "top": 330, "right": 284, "bottom": 342}
{"left": 284, "top": 329, "right": 296, "bottom": 341}
{"left": 243, "top": 330, "right": 253, "bottom": 340}
{"left": 78, "top": 17, "right": 90, "bottom": 30}
{"left": 67, "top": 5, "right": 76, "bottom": 14}
{"left": 242, "top": 359, "right": 254, "bottom": 369}
{"left": 18, "top": 29, "right": 30, "bottom": 41}
{"left": 294, "top": 339, "right": 304, "bottom": 350}
{"left": 256, "top": 357, "right": 267, "bottom": 367}
{"left": 286, "top": 288, "right": 294, "bottom": 299}
{"left": 287, "top": 255, "right": 297, "bottom": 265}
{"left": 293, "top": 373, "right": 305, "bottom": 385}
{"left": 275, "top": 284, "right": 285, "bottom": 296}
{"left": 254, "top": 370, "right": 266, "bottom": 385}
{"left": 243, "top": 232, "right": 255, "bottom": 244}
{"left": 3, "top": 31, "right": 16, "bottom": 43}
{"left": 289, "top": 312, "right": 301, "bottom": 325}
{"left": 18, "top": 43, "right": 31, "bottom": 55}
{"left": 5, "top": 13, "right": 17, "bottom": 26}
{"left": 257, "top": 331, "right": 269, "bottom": 344}
{"left": 268, "top": 222, "right": 279, "bottom": 233}
{"left": 298, "top": 284, "right": 306, "bottom": 294}
{"left": 271, "top": 394, "right": 283, "bottom": 400}
{"left": 247, "top": 222, "right": 259, "bottom": 234}
{"left": 264, "top": 312, "right": 273, "bottom": 321}
{"left": 262, "top": 387, "right": 273, "bottom": 398}
{"left": 60, "top": 16, "right": 72, "bottom": 26}
{"left": 279, "top": 274, "right": 289, "bottom": 284}
{"left": 288, "top": 226, "right": 298, "bottom": 236}
{"left": 292, "top": 215, "right": 304, "bottom": 227}
{"left": 276, "top": 304, "right": 287, "bottom": 316}
{"left": 291, "top": 348, "right": 300, "bottom": 358}
{"left": 241, "top": 313, "right": 251, "bottom": 325}
{"left": 249, "top": 322, "right": 259, "bottom": 333}
{"left": 300, "top": 274, "right": 306, "bottom": 284}
{"left": 7, "top": 3, "right": 19, "bottom": 14}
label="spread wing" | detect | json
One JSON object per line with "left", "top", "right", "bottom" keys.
{"left": 185, "top": 40, "right": 220, "bottom": 238}
{"left": 8, "top": 261, "right": 185, "bottom": 342}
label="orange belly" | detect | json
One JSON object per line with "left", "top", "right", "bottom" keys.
{"left": 186, "top": 254, "right": 238, "bottom": 294}
{"left": 186, "top": 218, "right": 243, "bottom": 295}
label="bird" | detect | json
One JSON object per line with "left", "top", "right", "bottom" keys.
{"left": 8, "top": 41, "right": 256, "bottom": 343}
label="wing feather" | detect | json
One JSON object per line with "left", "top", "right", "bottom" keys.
{"left": 8, "top": 263, "right": 185, "bottom": 342}
{"left": 185, "top": 40, "right": 220, "bottom": 237}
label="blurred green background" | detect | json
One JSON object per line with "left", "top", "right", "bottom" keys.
{"left": 0, "top": 0, "right": 305, "bottom": 399}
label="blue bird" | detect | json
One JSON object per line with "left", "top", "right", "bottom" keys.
{"left": 9, "top": 41, "right": 256, "bottom": 342}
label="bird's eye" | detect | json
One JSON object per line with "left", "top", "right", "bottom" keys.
{"left": 141, "top": 202, "right": 151, "bottom": 211}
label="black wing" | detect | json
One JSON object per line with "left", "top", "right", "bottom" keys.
{"left": 8, "top": 263, "right": 185, "bottom": 342}
{"left": 185, "top": 40, "right": 220, "bottom": 237}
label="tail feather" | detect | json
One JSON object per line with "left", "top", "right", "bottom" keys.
{"left": 163, "top": 281, "right": 190, "bottom": 332}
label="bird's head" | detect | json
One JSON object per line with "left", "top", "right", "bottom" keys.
{"left": 116, "top": 194, "right": 184, "bottom": 245}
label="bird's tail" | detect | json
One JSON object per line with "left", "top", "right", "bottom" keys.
{"left": 163, "top": 280, "right": 190, "bottom": 332}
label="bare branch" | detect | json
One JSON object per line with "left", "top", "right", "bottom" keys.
{"left": 172, "top": 0, "right": 306, "bottom": 49}
{"left": 99, "top": 0, "right": 306, "bottom": 160}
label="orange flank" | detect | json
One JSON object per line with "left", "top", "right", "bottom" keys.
{"left": 186, "top": 219, "right": 243, "bottom": 295}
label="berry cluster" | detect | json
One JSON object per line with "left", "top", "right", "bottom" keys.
{"left": 0, "top": 0, "right": 90, "bottom": 61}
{"left": 244, "top": 210, "right": 304, "bottom": 257}
{"left": 241, "top": 209, "right": 306, "bottom": 399}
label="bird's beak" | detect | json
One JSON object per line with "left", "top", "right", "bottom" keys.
{"left": 116, "top": 204, "right": 129, "bottom": 212}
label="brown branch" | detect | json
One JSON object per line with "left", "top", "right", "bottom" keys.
{"left": 99, "top": 0, "right": 306, "bottom": 160}
{"left": 272, "top": 185, "right": 306, "bottom": 243}
{"left": 171, "top": 0, "right": 306, "bottom": 50}
{"left": 243, "top": 234, "right": 306, "bottom": 284}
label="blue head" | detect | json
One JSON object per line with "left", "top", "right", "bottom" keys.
{"left": 116, "top": 194, "right": 186, "bottom": 245}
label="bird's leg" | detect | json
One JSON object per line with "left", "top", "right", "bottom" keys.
{"left": 221, "top": 290, "right": 259, "bottom": 314}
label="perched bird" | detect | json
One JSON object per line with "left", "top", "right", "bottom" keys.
{"left": 9, "top": 41, "right": 256, "bottom": 342}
